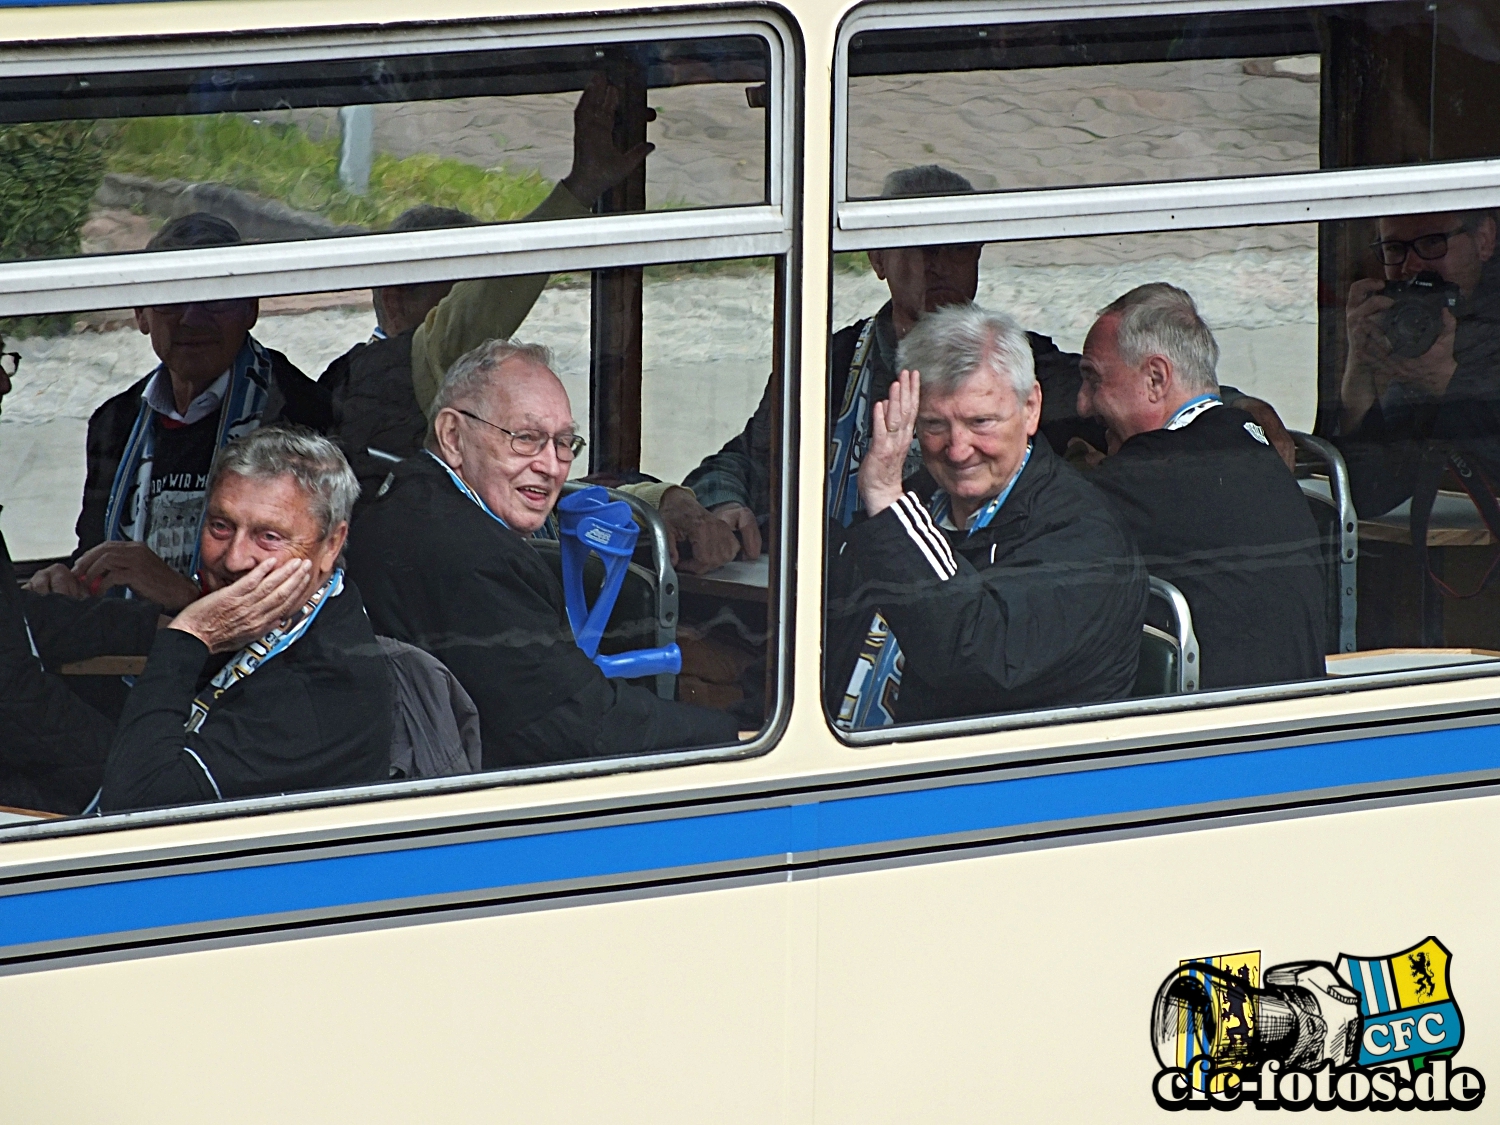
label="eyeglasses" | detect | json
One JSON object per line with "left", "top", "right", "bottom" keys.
{"left": 146, "top": 298, "right": 253, "bottom": 316}
{"left": 1371, "top": 227, "right": 1468, "bottom": 266}
{"left": 456, "top": 408, "right": 586, "bottom": 461}
{"left": 0, "top": 352, "right": 18, "bottom": 379}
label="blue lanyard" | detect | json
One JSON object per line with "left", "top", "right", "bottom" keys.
{"left": 929, "top": 441, "right": 1032, "bottom": 537}
{"left": 428, "top": 450, "right": 510, "bottom": 529}
{"left": 1165, "top": 394, "right": 1221, "bottom": 431}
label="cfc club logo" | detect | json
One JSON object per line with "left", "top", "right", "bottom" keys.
{"left": 1150, "top": 938, "right": 1485, "bottom": 1111}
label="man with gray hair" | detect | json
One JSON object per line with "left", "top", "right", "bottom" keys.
{"left": 100, "top": 426, "right": 391, "bottom": 812}
{"left": 826, "top": 303, "right": 1147, "bottom": 729}
{"left": 1079, "top": 283, "right": 1326, "bottom": 689}
{"left": 347, "top": 339, "right": 738, "bottom": 769}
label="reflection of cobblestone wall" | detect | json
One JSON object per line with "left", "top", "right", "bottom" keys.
{"left": 848, "top": 58, "right": 1320, "bottom": 196}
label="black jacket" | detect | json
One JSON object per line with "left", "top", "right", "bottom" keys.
{"left": 0, "top": 529, "right": 160, "bottom": 813}
{"left": 75, "top": 345, "right": 331, "bottom": 559}
{"left": 1339, "top": 257, "right": 1500, "bottom": 518}
{"left": 346, "top": 453, "right": 739, "bottom": 768}
{"left": 683, "top": 303, "right": 1105, "bottom": 519}
{"left": 827, "top": 438, "right": 1147, "bottom": 724}
{"left": 318, "top": 331, "right": 429, "bottom": 516}
{"left": 99, "top": 577, "right": 390, "bottom": 812}
{"left": 1090, "top": 405, "right": 1327, "bottom": 690}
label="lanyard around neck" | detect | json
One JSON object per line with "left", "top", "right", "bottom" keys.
{"left": 1165, "top": 394, "right": 1222, "bottom": 431}
{"left": 931, "top": 441, "right": 1033, "bottom": 537}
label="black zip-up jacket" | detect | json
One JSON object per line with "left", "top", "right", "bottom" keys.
{"left": 346, "top": 453, "right": 739, "bottom": 769}
{"left": 99, "top": 578, "right": 390, "bottom": 813}
{"left": 74, "top": 343, "right": 331, "bottom": 559}
{"left": 826, "top": 437, "right": 1147, "bottom": 724}
{"left": 1089, "top": 405, "right": 1327, "bottom": 690}
{"left": 318, "top": 331, "right": 428, "bottom": 518}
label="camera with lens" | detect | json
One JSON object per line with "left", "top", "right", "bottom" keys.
{"left": 1381, "top": 271, "right": 1461, "bottom": 358}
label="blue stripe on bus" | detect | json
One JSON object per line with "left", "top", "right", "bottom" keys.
{"left": 2, "top": 721, "right": 1499, "bottom": 952}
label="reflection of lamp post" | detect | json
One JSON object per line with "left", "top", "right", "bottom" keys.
{"left": 337, "top": 105, "right": 374, "bottom": 195}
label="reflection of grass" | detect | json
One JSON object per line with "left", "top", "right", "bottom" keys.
{"left": 107, "top": 114, "right": 553, "bottom": 229}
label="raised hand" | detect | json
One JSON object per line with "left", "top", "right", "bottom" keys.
{"left": 857, "top": 368, "right": 920, "bottom": 517}
{"left": 560, "top": 73, "right": 656, "bottom": 206}
{"left": 168, "top": 557, "right": 311, "bottom": 654}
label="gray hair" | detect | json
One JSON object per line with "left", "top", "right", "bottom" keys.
{"left": 897, "top": 303, "right": 1036, "bottom": 403}
{"left": 1098, "top": 283, "right": 1220, "bottom": 394}
{"left": 429, "top": 338, "right": 555, "bottom": 427}
{"left": 209, "top": 426, "right": 358, "bottom": 538}
{"left": 882, "top": 165, "right": 974, "bottom": 199}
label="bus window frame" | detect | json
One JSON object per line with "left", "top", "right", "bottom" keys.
{"left": 0, "top": 7, "right": 801, "bottom": 841}
{"left": 0, "top": 8, "right": 796, "bottom": 317}
{"left": 826, "top": 0, "right": 1500, "bottom": 747}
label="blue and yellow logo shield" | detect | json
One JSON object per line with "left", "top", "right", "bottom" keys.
{"left": 1336, "top": 938, "right": 1464, "bottom": 1067}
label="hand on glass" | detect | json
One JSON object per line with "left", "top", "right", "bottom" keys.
{"left": 712, "top": 502, "right": 762, "bottom": 561}
{"left": 560, "top": 73, "right": 656, "bottom": 206}
{"left": 71, "top": 540, "right": 201, "bottom": 611}
{"left": 168, "top": 557, "right": 311, "bottom": 654}
{"left": 658, "top": 486, "right": 741, "bottom": 574}
{"left": 857, "top": 368, "right": 919, "bottom": 518}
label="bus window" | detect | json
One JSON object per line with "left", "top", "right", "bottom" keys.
{"left": 826, "top": 0, "right": 1500, "bottom": 741}
{"left": 0, "top": 16, "right": 792, "bottom": 828}
{"left": 0, "top": 32, "right": 770, "bottom": 266}
{"left": 842, "top": 1, "right": 1500, "bottom": 200}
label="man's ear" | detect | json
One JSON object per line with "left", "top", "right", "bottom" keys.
{"left": 868, "top": 249, "right": 888, "bottom": 281}
{"left": 133, "top": 308, "right": 150, "bottom": 335}
{"left": 431, "top": 408, "right": 464, "bottom": 467}
{"left": 1023, "top": 379, "right": 1043, "bottom": 436}
{"left": 1144, "top": 355, "right": 1172, "bottom": 401}
{"left": 1475, "top": 214, "right": 1497, "bottom": 263}
{"left": 319, "top": 521, "right": 349, "bottom": 571}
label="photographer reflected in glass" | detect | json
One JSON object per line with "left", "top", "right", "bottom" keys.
{"left": 1338, "top": 209, "right": 1500, "bottom": 519}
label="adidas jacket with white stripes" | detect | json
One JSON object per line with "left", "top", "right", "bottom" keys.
{"left": 825, "top": 436, "right": 1148, "bottom": 725}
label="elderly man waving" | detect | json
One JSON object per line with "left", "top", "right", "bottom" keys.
{"left": 346, "top": 339, "right": 738, "bottom": 769}
{"left": 827, "top": 304, "right": 1147, "bottom": 730}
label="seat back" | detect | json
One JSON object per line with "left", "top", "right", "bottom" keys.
{"left": 1133, "top": 576, "right": 1200, "bottom": 696}
{"left": 1292, "top": 432, "right": 1358, "bottom": 654}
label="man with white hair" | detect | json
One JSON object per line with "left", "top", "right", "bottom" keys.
{"left": 346, "top": 339, "right": 738, "bottom": 768}
{"left": 100, "top": 426, "right": 392, "bottom": 812}
{"left": 1078, "top": 283, "right": 1326, "bottom": 689}
{"left": 827, "top": 304, "right": 1147, "bottom": 729}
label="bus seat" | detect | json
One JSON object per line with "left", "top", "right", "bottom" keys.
{"left": 1134, "top": 576, "right": 1200, "bottom": 696}
{"left": 530, "top": 482, "right": 679, "bottom": 701}
{"left": 1291, "top": 432, "right": 1358, "bottom": 655}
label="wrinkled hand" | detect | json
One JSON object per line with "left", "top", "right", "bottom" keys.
{"left": 1224, "top": 394, "right": 1297, "bottom": 472}
{"left": 168, "top": 557, "right": 311, "bottom": 654}
{"left": 26, "top": 562, "right": 89, "bottom": 599}
{"left": 857, "top": 369, "right": 919, "bottom": 517}
{"left": 1065, "top": 436, "right": 1107, "bottom": 469}
{"left": 560, "top": 73, "right": 656, "bottom": 206}
{"left": 659, "top": 487, "right": 741, "bottom": 574}
{"left": 712, "top": 502, "right": 762, "bottom": 561}
{"left": 71, "top": 540, "right": 200, "bottom": 611}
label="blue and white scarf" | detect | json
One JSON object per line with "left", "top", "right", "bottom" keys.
{"left": 186, "top": 568, "right": 344, "bottom": 735}
{"left": 103, "top": 337, "right": 276, "bottom": 581}
{"left": 836, "top": 443, "right": 1033, "bottom": 732}
{"left": 1165, "top": 394, "right": 1221, "bottom": 431}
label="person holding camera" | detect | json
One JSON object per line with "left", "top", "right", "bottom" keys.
{"left": 1338, "top": 209, "right": 1500, "bottom": 518}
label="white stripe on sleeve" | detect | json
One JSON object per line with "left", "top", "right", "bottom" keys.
{"left": 184, "top": 747, "right": 224, "bottom": 800}
{"left": 888, "top": 493, "right": 957, "bottom": 579}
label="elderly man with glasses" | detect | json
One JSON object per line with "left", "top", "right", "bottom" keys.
{"left": 1338, "top": 209, "right": 1500, "bottom": 521}
{"left": 346, "top": 339, "right": 737, "bottom": 770}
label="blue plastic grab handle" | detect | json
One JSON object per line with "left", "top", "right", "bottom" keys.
{"left": 556, "top": 486, "right": 639, "bottom": 659}
{"left": 594, "top": 643, "right": 683, "bottom": 680}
